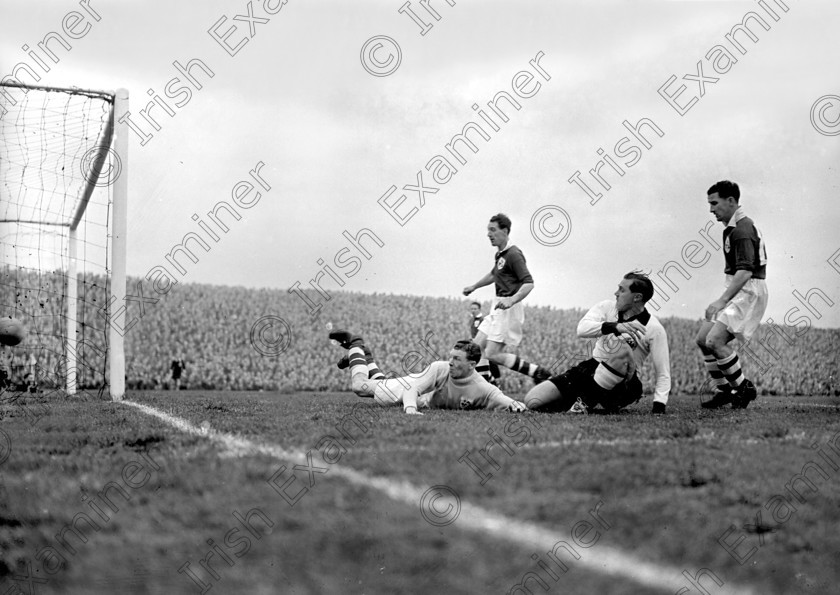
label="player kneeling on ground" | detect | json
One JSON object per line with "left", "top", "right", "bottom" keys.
{"left": 524, "top": 272, "right": 671, "bottom": 414}
{"left": 329, "top": 330, "right": 527, "bottom": 415}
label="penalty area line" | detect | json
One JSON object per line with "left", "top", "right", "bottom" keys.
{"left": 122, "top": 400, "right": 757, "bottom": 595}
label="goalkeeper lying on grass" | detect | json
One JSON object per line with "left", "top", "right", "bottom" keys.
{"left": 329, "top": 330, "right": 527, "bottom": 415}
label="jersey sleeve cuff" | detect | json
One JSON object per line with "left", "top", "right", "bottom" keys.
{"left": 601, "top": 322, "right": 619, "bottom": 335}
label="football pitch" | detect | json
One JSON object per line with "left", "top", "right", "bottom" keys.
{"left": 2, "top": 390, "right": 839, "bottom": 595}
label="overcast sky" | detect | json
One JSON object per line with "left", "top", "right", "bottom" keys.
{"left": 2, "top": 0, "right": 839, "bottom": 328}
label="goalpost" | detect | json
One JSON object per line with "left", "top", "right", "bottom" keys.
{"left": 0, "top": 82, "right": 128, "bottom": 401}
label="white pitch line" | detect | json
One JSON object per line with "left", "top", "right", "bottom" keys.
{"left": 340, "top": 431, "right": 827, "bottom": 455}
{"left": 123, "top": 400, "right": 758, "bottom": 595}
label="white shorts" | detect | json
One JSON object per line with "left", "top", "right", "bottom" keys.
{"left": 370, "top": 377, "right": 430, "bottom": 409}
{"left": 477, "top": 299, "right": 524, "bottom": 347}
{"left": 715, "top": 276, "right": 768, "bottom": 340}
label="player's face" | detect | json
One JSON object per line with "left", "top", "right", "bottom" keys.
{"left": 487, "top": 222, "right": 508, "bottom": 248}
{"left": 707, "top": 193, "right": 738, "bottom": 224}
{"left": 448, "top": 349, "right": 475, "bottom": 379}
{"left": 469, "top": 304, "right": 480, "bottom": 315}
{"left": 614, "top": 279, "right": 638, "bottom": 313}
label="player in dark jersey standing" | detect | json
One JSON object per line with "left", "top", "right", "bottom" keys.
{"left": 468, "top": 301, "right": 484, "bottom": 339}
{"left": 170, "top": 355, "right": 186, "bottom": 390}
{"left": 697, "top": 181, "right": 768, "bottom": 409}
{"left": 463, "top": 213, "right": 549, "bottom": 383}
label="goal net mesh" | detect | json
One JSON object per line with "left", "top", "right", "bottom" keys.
{"left": 1, "top": 82, "right": 119, "bottom": 398}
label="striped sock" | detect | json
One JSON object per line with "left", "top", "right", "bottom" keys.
{"left": 489, "top": 361, "right": 501, "bottom": 381}
{"left": 703, "top": 354, "right": 728, "bottom": 390}
{"left": 476, "top": 358, "right": 493, "bottom": 382}
{"left": 348, "top": 347, "right": 368, "bottom": 378}
{"left": 508, "top": 355, "right": 542, "bottom": 378}
{"left": 362, "top": 346, "right": 384, "bottom": 379}
{"left": 717, "top": 353, "right": 745, "bottom": 389}
{"left": 593, "top": 362, "right": 624, "bottom": 391}
{"left": 497, "top": 353, "right": 545, "bottom": 378}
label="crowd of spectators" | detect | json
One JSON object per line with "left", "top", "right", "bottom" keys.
{"left": 2, "top": 271, "right": 838, "bottom": 397}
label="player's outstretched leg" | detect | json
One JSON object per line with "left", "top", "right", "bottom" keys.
{"left": 329, "top": 329, "right": 364, "bottom": 349}
{"left": 330, "top": 329, "right": 375, "bottom": 397}
{"left": 586, "top": 343, "right": 647, "bottom": 413}
{"left": 525, "top": 380, "right": 572, "bottom": 412}
{"left": 474, "top": 334, "right": 550, "bottom": 383}
{"left": 494, "top": 353, "right": 552, "bottom": 382}
{"left": 336, "top": 346, "right": 384, "bottom": 380}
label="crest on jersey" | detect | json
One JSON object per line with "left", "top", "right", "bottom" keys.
{"left": 497, "top": 257, "right": 506, "bottom": 270}
{"left": 724, "top": 237, "right": 730, "bottom": 253}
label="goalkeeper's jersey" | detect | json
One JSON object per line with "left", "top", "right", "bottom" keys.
{"left": 412, "top": 362, "right": 516, "bottom": 410}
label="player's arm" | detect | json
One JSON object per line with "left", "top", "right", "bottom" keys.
{"left": 402, "top": 386, "right": 423, "bottom": 415}
{"left": 404, "top": 362, "right": 447, "bottom": 415}
{"left": 706, "top": 269, "right": 752, "bottom": 320}
{"left": 501, "top": 282, "right": 533, "bottom": 308}
{"left": 481, "top": 383, "right": 527, "bottom": 412}
{"left": 578, "top": 300, "right": 645, "bottom": 344}
{"left": 708, "top": 233, "right": 757, "bottom": 318}
{"left": 463, "top": 271, "right": 495, "bottom": 296}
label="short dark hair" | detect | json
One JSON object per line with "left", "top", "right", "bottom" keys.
{"left": 623, "top": 271, "right": 654, "bottom": 302}
{"left": 707, "top": 180, "right": 740, "bottom": 202}
{"left": 490, "top": 213, "right": 511, "bottom": 232}
{"left": 453, "top": 340, "right": 482, "bottom": 364}
{"left": 470, "top": 301, "right": 481, "bottom": 308}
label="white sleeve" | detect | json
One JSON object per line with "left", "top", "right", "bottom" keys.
{"left": 404, "top": 363, "right": 445, "bottom": 411}
{"left": 483, "top": 386, "right": 519, "bottom": 411}
{"left": 577, "top": 301, "right": 610, "bottom": 338}
{"left": 649, "top": 325, "right": 671, "bottom": 405}
{"left": 402, "top": 386, "right": 419, "bottom": 412}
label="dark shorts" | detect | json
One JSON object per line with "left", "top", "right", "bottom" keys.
{"left": 548, "top": 358, "right": 643, "bottom": 412}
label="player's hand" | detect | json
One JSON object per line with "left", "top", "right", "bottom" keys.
{"left": 507, "top": 400, "right": 527, "bottom": 412}
{"left": 463, "top": 285, "right": 475, "bottom": 296}
{"left": 495, "top": 297, "right": 513, "bottom": 310}
{"left": 404, "top": 406, "right": 424, "bottom": 415}
{"left": 617, "top": 321, "right": 645, "bottom": 345}
{"left": 705, "top": 299, "right": 727, "bottom": 321}
{"left": 619, "top": 333, "right": 637, "bottom": 349}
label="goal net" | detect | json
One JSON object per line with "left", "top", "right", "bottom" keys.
{"left": 0, "top": 82, "right": 127, "bottom": 401}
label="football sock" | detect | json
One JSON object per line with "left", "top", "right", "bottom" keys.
{"left": 489, "top": 361, "right": 501, "bottom": 382}
{"left": 593, "top": 362, "right": 624, "bottom": 391}
{"left": 703, "top": 354, "right": 728, "bottom": 390}
{"left": 476, "top": 358, "right": 493, "bottom": 382}
{"left": 717, "top": 352, "right": 745, "bottom": 388}
{"left": 365, "top": 347, "right": 384, "bottom": 380}
{"left": 498, "top": 354, "right": 543, "bottom": 378}
{"left": 348, "top": 346, "right": 368, "bottom": 378}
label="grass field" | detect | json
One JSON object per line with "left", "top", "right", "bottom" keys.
{"left": 1, "top": 390, "right": 839, "bottom": 595}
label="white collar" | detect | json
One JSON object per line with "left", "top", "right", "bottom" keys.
{"left": 726, "top": 206, "right": 747, "bottom": 228}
